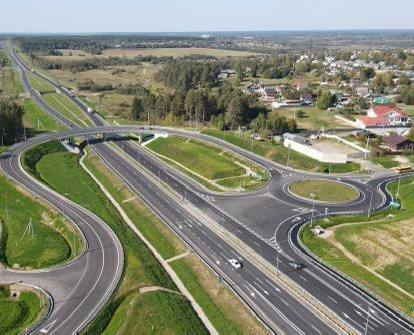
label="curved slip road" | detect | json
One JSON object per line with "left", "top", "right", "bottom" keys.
{"left": 7, "top": 47, "right": 414, "bottom": 334}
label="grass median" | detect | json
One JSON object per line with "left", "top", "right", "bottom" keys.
{"left": 147, "top": 135, "right": 268, "bottom": 192}
{"left": 28, "top": 142, "right": 208, "bottom": 334}
{"left": 301, "top": 177, "right": 414, "bottom": 316}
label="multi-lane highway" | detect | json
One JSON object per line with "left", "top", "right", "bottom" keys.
{"left": 2, "top": 46, "right": 414, "bottom": 334}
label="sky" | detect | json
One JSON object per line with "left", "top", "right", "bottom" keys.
{"left": 2, "top": 0, "right": 414, "bottom": 33}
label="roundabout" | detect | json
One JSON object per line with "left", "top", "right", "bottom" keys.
{"left": 288, "top": 179, "right": 361, "bottom": 204}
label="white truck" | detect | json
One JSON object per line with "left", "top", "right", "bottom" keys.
{"left": 87, "top": 107, "right": 94, "bottom": 114}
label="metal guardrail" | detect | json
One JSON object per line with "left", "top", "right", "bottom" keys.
{"left": 295, "top": 176, "right": 414, "bottom": 328}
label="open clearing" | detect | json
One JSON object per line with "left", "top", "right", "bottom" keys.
{"left": 42, "top": 47, "right": 259, "bottom": 61}
{"left": 146, "top": 135, "right": 268, "bottom": 192}
{"left": 289, "top": 179, "right": 360, "bottom": 203}
{"left": 302, "top": 177, "right": 414, "bottom": 316}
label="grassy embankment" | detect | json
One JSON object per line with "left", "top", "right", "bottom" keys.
{"left": 202, "top": 129, "right": 361, "bottom": 173}
{"left": 301, "top": 177, "right": 414, "bottom": 316}
{"left": 42, "top": 93, "right": 93, "bottom": 127}
{"left": 371, "top": 155, "right": 400, "bottom": 169}
{"left": 29, "top": 143, "right": 208, "bottom": 334}
{"left": 0, "top": 285, "right": 45, "bottom": 335}
{"left": 289, "top": 180, "right": 360, "bottom": 203}
{"left": 147, "top": 136, "right": 268, "bottom": 192}
{"left": 83, "top": 151, "right": 267, "bottom": 334}
{"left": 0, "top": 142, "right": 81, "bottom": 269}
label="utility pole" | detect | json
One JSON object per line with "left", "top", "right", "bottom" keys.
{"left": 368, "top": 190, "right": 373, "bottom": 218}
{"left": 310, "top": 193, "right": 315, "bottom": 227}
{"left": 396, "top": 174, "right": 402, "bottom": 198}
{"left": 287, "top": 144, "right": 291, "bottom": 168}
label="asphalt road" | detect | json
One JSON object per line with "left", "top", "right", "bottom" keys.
{"left": 3, "top": 47, "right": 414, "bottom": 334}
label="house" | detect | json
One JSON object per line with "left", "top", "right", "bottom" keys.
{"left": 356, "top": 86, "right": 370, "bottom": 97}
{"left": 300, "top": 93, "right": 313, "bottom": 105}
{"left": 382, "top": 135, "right": 414, "bottom": 151}
{"left": 259, "top": 86, "right": 277, "bottom": 101}
{"left": 356, "top": 105, "right": 412, "bottom": 129}
{"left": 292, "top": 80, "right": 308, "bottom": 91}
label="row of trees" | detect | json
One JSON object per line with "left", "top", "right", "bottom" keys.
{"left": 131, "top": 85, "right": 267, "bottom": 129}
{"left": 155, "top": 61, "right": 223, "bottom": 91}
{"left": 251, "top": 111, "right": 297, "bottom": 137}
{"left": 0, "top": 51, "right": 9, "bottom": 68}
{"left": 0, "top": 100, "right": 24, "bottom": 146}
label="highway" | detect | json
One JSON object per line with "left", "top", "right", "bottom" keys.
{"left": 2, "top": 47, "right": 414, "bottom": 334}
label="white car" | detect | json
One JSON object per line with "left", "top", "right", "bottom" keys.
{"left": 229, "top": 258, "right": 242, "bottom": 269}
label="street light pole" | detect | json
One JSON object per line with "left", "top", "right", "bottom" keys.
{"left": 310, "top": 193, "right": 315, "bottom": 227}
{"left": 368, "top": 190, "right": 373, "bottom": 218}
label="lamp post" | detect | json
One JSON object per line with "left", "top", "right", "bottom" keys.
{"left": 367, "top": 190, "right": 373, "bottom": 218}
{"left": 310, "top": 193, "right": 316, "bottom": 227}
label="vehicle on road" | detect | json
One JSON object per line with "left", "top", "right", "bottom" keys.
{"left": 288, "top": 261, "right": 303, "bottom": 270}
{"left": 229, "top": 258, "right": 242, "bottom": 269}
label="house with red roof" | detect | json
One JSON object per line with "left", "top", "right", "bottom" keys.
{"left": 356, "top": 105, "right": 411, "bottom": 129}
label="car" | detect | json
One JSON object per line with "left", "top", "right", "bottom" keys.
{"left": 288, "top": 261, "right": 303, "bottom": 270}
{"left": 229, "top": 258, "right": 242, "bottom": 269}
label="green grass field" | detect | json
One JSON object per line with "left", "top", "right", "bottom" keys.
{"left": 202, "top": 129, "right": 361, "bottom": 174}
{"left": 30, "top": 145, "right": 208, "bottom": 334}
{"left": 0, "top": 286, "right": 45, "bottom": 335}
{"left": 22, "top": 99, "right": 65, "bottom": 133}
{"left": 302, "top": 177, "right": 414, "bottom": 316}
{"left": 289, "top": 180, "right": 360, "bottom": 203}
{"left": 0, "top": 173, "right": 79, "bottom": 269}
{"left": 148, "top": 136, "right": 245, "bottom": 180}
{"left": 83, "top": 151, "right": 266, "bottom": 334}
{"left": 371, "top": 155, "right": 400, "bottom": 169}
{"left": 147, "top": 136, "right": 267, "bottom": 192}
{"left": 43, "top": 93, "right": 93, "bottom": 127}
{"left": 27, "top": 73, "right": 55, "bottom": 94}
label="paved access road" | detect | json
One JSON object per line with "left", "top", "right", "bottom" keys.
{"left": 3, "top": 47, "right": 414, "bottom": 334}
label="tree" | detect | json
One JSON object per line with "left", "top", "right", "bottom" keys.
{"left": 316, "top": 91, "right": 332, "bottom": 110}
{"left": 225, "top": 94, "right": 248, "bottom": 129}
{"left": 407, "top": 127, "right": 414, "bottom": 142}
{"left": 400, "top": 87, "right": 414, "bottom": 105}
{"left": 131, "top": 96, "right": 144, "bottom": 120}
{"left": 0, "top": 100, "right": 24, "bottom": 145}
{"left": 398, "top": 75, "right": 411, "bottom": 87}
{"left": 360, "top": 67, "right": 376, "bottom": 82}
{"left": 235, "top": 63, "right": 245, "bottom": 82}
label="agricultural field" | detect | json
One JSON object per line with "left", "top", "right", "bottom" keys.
{"left": 0, "top": 286, "right": 45, "bottom": 335}
{"left": 42, "top": 47, "right": 259, "bottom": 61}
{"left": 302, "top": 177, "right": 414, "bottom": 316}
{"left": 289, "top": 179, "right": 360, "bottom": 203}
{"left": 202, "top": 129, "right": 361, "bottom": 174}
{"left": 146, "top": 135, "right": 268, "bottom": 192}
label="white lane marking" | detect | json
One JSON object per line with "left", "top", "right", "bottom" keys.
{"left": 311, "top": 325, "right": 321, "bottom": 334}
{"left": 265, "top": 279, "right": 281, "bottom": 293}
{"left": 299, "top": 275, "right": 308, "bottom": 282}
{"left": 280, "top": 298, "right": 290, "bottom": 306}
{"left": 328, "top": 296, "right": 338, "bottom": 304}
{"left": 40, "top": 319, "right": 58, "bottom": 333}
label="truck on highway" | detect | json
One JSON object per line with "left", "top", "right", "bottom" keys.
{"left": 87, "top": 107, "right": 94, "bottom": 114}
